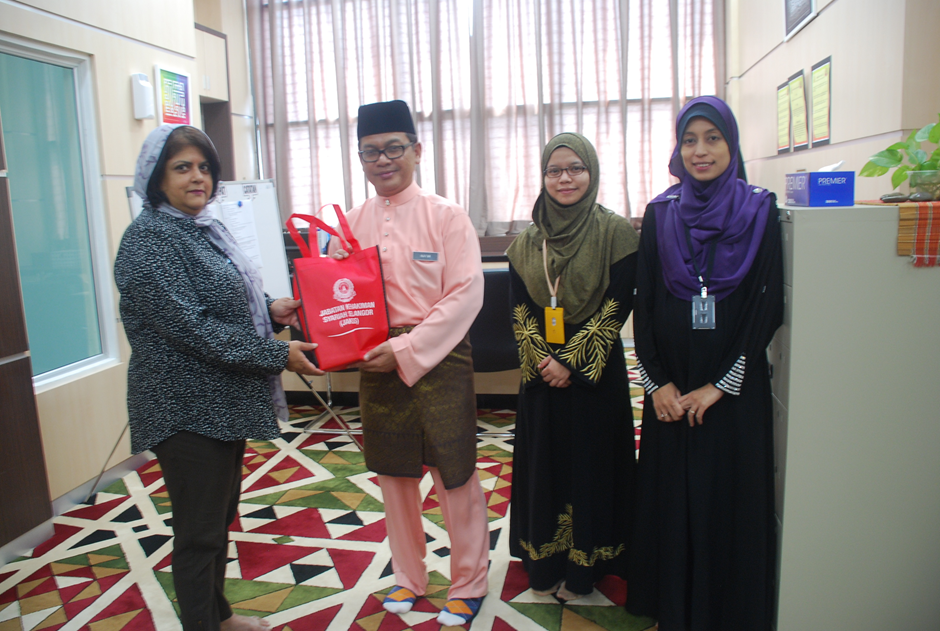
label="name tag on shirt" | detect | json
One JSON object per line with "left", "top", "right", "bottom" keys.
{"left": 413, "top": 251, "right": 439, "bottom": 261}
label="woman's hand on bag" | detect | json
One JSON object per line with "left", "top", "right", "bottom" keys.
{"left": 270, "top": 298, "right": 302, "bottom": 329}
{"left": 538, "top": 356, "right": 571, "bottom": 388}
{"left": 331, "top": 249, "right": 349, "bottom": 260}
{"left": 652, "top": 382, "right": 685, "bottom": 422}
{"left": 678, "top": 384, "right": 723, "bottom": 426}
{"left": 354, "top": 341, "right": 398, "bottom": 373}
{"left": 287, "top": 341, "right": 325, "bottom": 376}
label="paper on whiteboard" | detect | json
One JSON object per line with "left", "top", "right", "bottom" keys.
{"left": 219, "top": 200, "right": 264, "bottom": 268}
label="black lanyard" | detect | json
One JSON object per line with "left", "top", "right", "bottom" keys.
{"left": 683, "top": 225, "right": 717, "bottom": 298}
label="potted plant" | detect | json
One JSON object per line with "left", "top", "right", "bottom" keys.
{"left": 859, "top": 114, "right": 940, "bottom": 200}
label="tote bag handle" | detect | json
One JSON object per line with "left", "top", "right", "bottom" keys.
{"left": 287, "top": 204, "right": 361, "bottom": 258}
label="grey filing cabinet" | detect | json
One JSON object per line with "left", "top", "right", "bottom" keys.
{"left": 770, "top": 204, "right": 940, "bottom": 630}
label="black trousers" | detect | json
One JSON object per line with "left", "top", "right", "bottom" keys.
{"left": 152, "top": 431, "right": 245, "bottom": 631}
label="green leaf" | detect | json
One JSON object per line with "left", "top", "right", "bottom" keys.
{"left": 921, "top": 160, "right": 939, "bottom": 171}
{"left": 891, "top": 165, "right": 911, "bottom": 189}
{"left": 915, "top": 123, "right": 935, "bottom": 142}
{"left": 931, "top": 147, "right": 940, "bottom": 162}
{"left": 907, "top": 149, "right": 928, "bottom": 166}
{"left": 868, "top": 149, "right": 902, "bottom": 168}
{"left": 905, "top": 131, "right": 921, "bottom": 156}
{"left": 859, "top": 161, "right": 890, "bottom": 177}
{"left": 887, "top": 142, "right": 908, "bottom": 150}
{"left": 929, "top": 123, "right": 940, "bottom": 145}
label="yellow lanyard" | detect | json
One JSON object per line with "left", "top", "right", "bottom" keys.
{"left": 542, "top": 241, "right": 565, "bottom": 344}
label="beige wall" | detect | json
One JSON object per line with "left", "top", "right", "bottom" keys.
{"left": 2, "top": 0, "right": 255, "bottom": 500}
{"left": 727, "top": 2, "right": 940, "bottom": 628}
{"left": 21, "top": 0, "right": 197, "bottom": 55}
{"left": 726, "top": 0, "right": 940, "bottom": 202}
{"left": 194, "top": 0, "right": 223, "bottom": 32}
{"left": 195, "top": 0, "right": 258, "bottom": 180}
{"left": 220, "top": 0, "right": 259, "bottom": 180}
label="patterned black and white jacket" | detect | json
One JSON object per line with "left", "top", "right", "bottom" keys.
{"left": 114, "top": 208, "right": 289, "bottom": 453}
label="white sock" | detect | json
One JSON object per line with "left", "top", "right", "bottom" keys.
{"left": 436, "top": 610, "right": 465, "bottom": 626}
{"left": 383, "top": 600, "right": 413, "bottom": 614}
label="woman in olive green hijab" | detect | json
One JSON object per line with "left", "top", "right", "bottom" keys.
{"left": 507, "top": 133, "right": 640, "bottom": 600}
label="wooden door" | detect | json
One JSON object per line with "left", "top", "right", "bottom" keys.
{"left": 0, "top": 105, "right": 53, "bottom": 548}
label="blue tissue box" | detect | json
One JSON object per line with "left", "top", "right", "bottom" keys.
{"left": 785, "top": 171, "right": 855, "bottom": 206}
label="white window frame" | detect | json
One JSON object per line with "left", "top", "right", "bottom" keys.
{"left": 0, "top": 35, "right": 119, "bottom": 392}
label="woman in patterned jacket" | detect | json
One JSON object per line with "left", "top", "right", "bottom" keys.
{"left": 114, "top": 124, "right": 322, "bottom": 631}
{"left": 506, "top": 132, "right": 640, "bottom": 600}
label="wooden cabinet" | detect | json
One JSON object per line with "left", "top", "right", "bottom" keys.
{"left": 195, "top": 27, "right": 228, "bottom": 102}
{"left": 772, "top": 204, "right": 940, "bottom": 630}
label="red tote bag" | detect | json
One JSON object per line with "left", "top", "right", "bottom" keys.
{"left": 287, "top": 205, "right": 390, "bottom": 371}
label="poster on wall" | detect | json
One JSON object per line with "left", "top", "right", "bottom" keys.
{"left": 811, "top": 57, "right": 832, "bottom": 147}
{"left": 777, "top": 81, "right": 791, "bottom": 154}
{"left": 154, "top": 65, "right": 192, "bottom": 125}
{"left": 788, "top": 70, "right": 809, "bottom": 151}
{"left": 784, "top": 0, "right": 815, "bottom": 41}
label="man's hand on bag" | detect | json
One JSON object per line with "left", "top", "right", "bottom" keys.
{"left": 331, "top": 249, "right": 349, "bottom": 260}
{"left": 287, "top": 341, "right": 325, "bottom": 376}
{"left": 354, "top": 341, "right": 397, "bottom": 373}
{"left": 270, "top": 297, "right": 302, "bottom": 329}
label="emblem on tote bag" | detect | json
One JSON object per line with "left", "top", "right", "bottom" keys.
{"left": 333, "top": 278, "right": 356, "bottom": 303}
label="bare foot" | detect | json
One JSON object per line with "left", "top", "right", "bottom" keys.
{"left": 220, "top": 614, "right": 272, "bottom": 631}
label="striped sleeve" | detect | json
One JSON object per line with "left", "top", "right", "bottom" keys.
{"left": 636, "top": 358, "right": 660, "bottom": 395}
{"left": 714, "top": 354, "right": 746, "bottom": 395}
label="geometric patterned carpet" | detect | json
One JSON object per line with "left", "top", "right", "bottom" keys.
{"left": 0, "top": 350, "right": 652, "bottom": 631}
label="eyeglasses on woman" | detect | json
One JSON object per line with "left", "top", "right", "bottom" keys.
{"left": 543, "top": 165, "right": 588, "bottom": 178}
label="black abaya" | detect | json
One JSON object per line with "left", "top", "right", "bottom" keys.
{"left": 626, "top": 200, "right": 784, "bottom": 631}
{"left": 508, "top": 254, "right": 638, "bottom": 596}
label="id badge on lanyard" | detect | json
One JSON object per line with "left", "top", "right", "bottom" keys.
{"left": 542, "top": 240, "right": 565, "bottom": 343}
{"left": 685, "top": 226, "right": 717, "bottom": 329}
{"left": 545, "top": 303, "right": 565, "bottom": 343}
{"left": 692, "top": 290, "right": 716, "bottom": 329}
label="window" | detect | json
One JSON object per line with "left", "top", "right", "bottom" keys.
{"left": 250, "top": 0, "right": 717, "bottom": 228}
{"left": 0, "top": 40, "right": 117, "bottom": 388}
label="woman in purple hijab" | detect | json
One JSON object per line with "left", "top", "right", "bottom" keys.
{"left": 626, "top": 96, "right": 784, "bottom": 631}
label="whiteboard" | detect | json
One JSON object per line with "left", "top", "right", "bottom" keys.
{"left": 126, "top": 179, "right": 291, "bottom": 299}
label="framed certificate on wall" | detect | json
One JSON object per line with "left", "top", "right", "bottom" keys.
{"left": 153, "top": 65, "right": 192, "bottom": 125}
{"left": 784, "top": 0, "right": 815, "bottom": 41}
{"left": 788, "top": 70, "right": 809, "bottom": 151}
{"left": 777, "top": 81, "right": 791, "bottom": 154}
{"left": 811, "top": 57, "right": 832, "bottom": 146}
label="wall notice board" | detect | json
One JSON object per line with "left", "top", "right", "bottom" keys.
{"left": 126, "top": 179, "right": 291, "bottom": 299}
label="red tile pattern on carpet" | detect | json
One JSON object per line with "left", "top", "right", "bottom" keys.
{"left": 0, "top": 352, "right": 651, "bottom": 630}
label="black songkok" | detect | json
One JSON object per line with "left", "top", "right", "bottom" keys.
{"left": 357, "top": 100, "right": 416, "bottom": 140}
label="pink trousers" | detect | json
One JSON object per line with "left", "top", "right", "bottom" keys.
{"left": 379, "top": 468, "right": 490, "bottom": 599}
